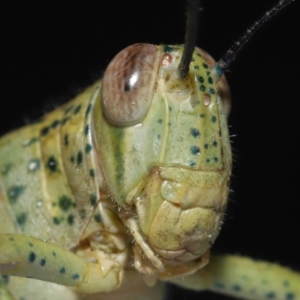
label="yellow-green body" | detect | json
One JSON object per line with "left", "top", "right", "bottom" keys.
{"left": 0, "top": 84, "right": 101, "bottom": 248}
{"left": 0, "top": 45, "right": 299, "bottom": 300}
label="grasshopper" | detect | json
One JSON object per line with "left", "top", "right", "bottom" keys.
{"left": 0, "top": 0, "right": 300, "bottom": 300}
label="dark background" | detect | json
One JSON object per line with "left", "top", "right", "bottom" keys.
{"left": 2, "top": 1, "right": 299, "bottom": 299}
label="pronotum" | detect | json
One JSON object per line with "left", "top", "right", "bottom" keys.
{"left": 1, "top": 1, "right": 300, "bottom": 300}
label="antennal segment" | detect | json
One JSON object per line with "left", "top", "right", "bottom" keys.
{"left": 177, "top": 0, "right": 199, "bottom": 79}
{"left": 213, "top": 0, "right": 293, "bottom": 78}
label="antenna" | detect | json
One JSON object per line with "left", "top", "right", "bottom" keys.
{"left": 213, "top": 0, "right": 293, "bottom": 78}
{"left": 177, "top": 0, "right": 200, "bottom": 79}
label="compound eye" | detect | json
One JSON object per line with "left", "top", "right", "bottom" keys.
{"left": 101, "top": 44, "right": 160, "bottom": 126}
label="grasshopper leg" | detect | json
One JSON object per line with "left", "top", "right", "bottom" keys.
{"left": 170, "top": 254, "right": 300, "bottom": 300}
{"left": 0, "top": 233, "right": 123, "bottom": 294}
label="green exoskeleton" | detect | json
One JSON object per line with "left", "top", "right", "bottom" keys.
{"left": 1, "top": 1, "right": 299, "bottom": 300}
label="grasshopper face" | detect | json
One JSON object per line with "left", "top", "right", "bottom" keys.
{"left": 94, "top": 44, "right": 232, "bottom": 275}
{"left": 1, "top": 1, "right": 299, "bottom": 299}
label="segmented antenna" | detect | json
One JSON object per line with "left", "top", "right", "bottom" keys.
{"left": 213, "top": 0, "right": 293, "bottom": 78}
{"left": 177, "top": 0, "right": 200, "bottom": 79}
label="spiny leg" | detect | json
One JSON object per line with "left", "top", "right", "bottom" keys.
{"left": 170, "top": 254, "right": 300, "bottom": 300}
{"left": 0, "top": 233, "right": 123, "bottom": 294}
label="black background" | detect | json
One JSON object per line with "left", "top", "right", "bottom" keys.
{"left": 2, "top": 1, "right": 300, "bottom": 299}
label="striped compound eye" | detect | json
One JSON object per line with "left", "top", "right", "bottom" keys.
{"left": 101, "top": 44, "right": 160, "bottom": 126}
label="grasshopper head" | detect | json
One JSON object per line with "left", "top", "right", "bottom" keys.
{"left": 94, "top": 43, "right": 231, "bottom": 277}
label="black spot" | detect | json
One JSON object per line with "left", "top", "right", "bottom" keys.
{"left": 214, "top": 282, "right": 225, "bottom": 289}
{"left": 199, "top": 114, "right": 205, "bottom": 118}
{"left": 232, "top": 285, "right": 242, "bottom": 292}
{"left": 47, "top": 156, "right": 58, "bottom": 172}
{"left": 189, "top": 161, "right": 196, "bottom": 167}
{"left": 58, "top": 195, "right": 72, "bottom": 211}
{"left": 211, "top": 115, "right": 217, "bottom": 123}
{"left": 85, "top": 144, "right": 92, "bottom": 153}
{"left": 51, "top": 120, "right": 61, "bottom": 129}
{"left": 89, "top": 169, "right": 95, "bottom": 178}
{"left": 94, "top": 213, "right": 102, "bottom": 223}
{"left": 67, "top": 214, "right": 74, "bottom": 225}
{"left": 212, "top": 141, "right": 218, "bottom": 147}
{"left": 193, "top": 65, "right": 199, "bottom": 70}
{"left": 197, "top": 76, "right": 204, "bottom": 83}
{"left": 200, "top": 84, "right": 205, "bottom": 91}
{"left": 190, "top": 128, "right": 200, "bottom": 138}
{"left": 28, "top": 158, "right": 40, "bottom": 172}
{"left": 77, "top": 151, "right": 83, "bottom": 165}
{"left": 64, "top": 105, "right": 73, "bottom": 114}
{"left": 53, "top": 217, "right": 61, "bottom": 225}
{"left": 90, "top": 194, "right": 97, "bottom": 206}
{"left": 208, "top": 77, "right": 213, "bottom": 84}
{"left": 23, "top": 137, "right": 39, "bottom": 147}
{"left": 72, "top": 274, "right": 80, "bottom": 280}
{"left": 85, "top": 104, "right": 92, "bottom": 116}
{"left": 40, "top": 126, "right": 50, "bottom": 136}
{"left": 60, "top": 267, "right": 66, "bottom": 274}
{"left": 1, "top": 163, "right": 12, "bottom": 175}
{"left": 28, "top": 243, "right": 33, "bottom": 247}
{"left": 157, "top": 119, "right": 163, "bottom": 124}
{"left": 84, "top": 125, "right": 90, "bottom": 136}
{"left": 164, "top": 45, "right": 175, "bottom": 53}
{"left": 64, "top": 134, "right": 69, "bottom": 146}
{"left": 282, "top": 280, "right": 289, "bottom": 287}
{"left": 52, "top": 251, "right": 56, "bottom": 257}
{"left": 202, "top": 63, "right": 208, "bottom": 69}
{"left": 266, "top": 292, "right": 276, "bottom": 299}
{"left": 16, "top": 213, "right": 27, "bottom": 225}
{"left": 62, "top": 117, "right": 70, "bottom": 125}
{"left": 214, "top": 157, "right": 219, "bottom": 162}
{"left": 286, "top": 292, "right": 295, "bottom": 300}
{"left": 209, "top": 88, "right": 215, "bottom": 94}
{"left": 204, "top": 143, "right": 209, "bottom": 149}
{"left": 28, "top": 252, "right": 36, "bottom": 263}
{"left": 1, "top": 275, "right": 9, "bottom": 284}
{"left": 70, "top": 156, "right": 75, "bottom": 163}
{"left": 73, "top": 104, "right": 82, "bottom": 115}
{"left": 206, "top": 158, "right": 210, "bottom": 163}
{"left": 7, "top": 185, "right": 25, "bottom": 203}
{"left": 40, "top": 259, "right": 46, "bottom": 267}
{"left": 190, "top": 146, "right": 200, "bottom": 155}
